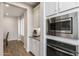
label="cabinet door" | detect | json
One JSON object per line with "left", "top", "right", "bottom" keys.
{"left": 31, "top": 39, "right": 36, "bottom": 55}
{"left": 34, "top": 40, "right": 40, "bottom": 56}
{"left": 33, "top": 4, "right": 40, "bottom": 28}
{"left": 45, "top": 2, "right": 57, "bottom": 16}
{"left": 59, "top": 2, "right": 79, "bottom": 12}
{"left": 31, "top": 39, "right": 40, "bottom": 56}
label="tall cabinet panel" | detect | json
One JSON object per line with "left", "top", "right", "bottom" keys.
{"left": 33, "top": 4, "right": 40, "bottom": 28}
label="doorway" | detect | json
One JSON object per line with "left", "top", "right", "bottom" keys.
{"left": 2, "top": 2, "right": 31, "bottom": 56}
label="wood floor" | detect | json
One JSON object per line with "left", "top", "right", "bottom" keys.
{"left": 4, "top": 40, "right": 32, "bottom": 56}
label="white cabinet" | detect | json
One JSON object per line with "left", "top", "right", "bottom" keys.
{"left": 59, "top": 2, "right": 79, "bottom": 12}
{"left": 45, "top": 2, "right": 79, "bottom": 17}
{"left": 33, "top": 4, "right": 40, "bottom": 28}
{"left": 31, "top": 39, "right": 40, "bottom": 56}
{"left": 45, "top": 2, "right": 57, "bottom": 16}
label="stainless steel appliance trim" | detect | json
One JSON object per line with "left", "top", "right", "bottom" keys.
{"left": 48, "top": 30, "right": 71, "bottom": 34}
{"left": 55, "top": 17, "right": 72, "bottom": 22}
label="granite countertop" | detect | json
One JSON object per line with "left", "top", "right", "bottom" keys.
{"left": 29, "top": 36, "right": 40, "bottom": 41}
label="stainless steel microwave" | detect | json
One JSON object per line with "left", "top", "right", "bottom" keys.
{"left": 47, "top": 12, "right": 78, "bottom": 39}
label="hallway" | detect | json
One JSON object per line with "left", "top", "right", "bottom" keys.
{"left": 4, "top": 40, "right": 32, "bottom": 56}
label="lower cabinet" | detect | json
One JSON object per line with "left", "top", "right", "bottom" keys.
{"left": 31, "top": 39, "right": 40, "bottom": 56}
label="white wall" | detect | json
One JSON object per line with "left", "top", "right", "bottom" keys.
{"left": 0, "top": 3, "right": 3, "bottom": 55}
{"left": 3, "top": 16, "right": 18, "bottom": 41}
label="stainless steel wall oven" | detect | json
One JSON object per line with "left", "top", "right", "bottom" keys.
{"left": 47, "top": 39, "right": 78, "bottom": 56}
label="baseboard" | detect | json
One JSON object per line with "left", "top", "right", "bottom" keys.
{"left": 7, "top": 39, "right": 22, "bottom": 41}
{"left": 29, "top": 51, "right": 35, "bottom": 56}
{"left": 7, "top": 39, "right": 18, "bottom": 41}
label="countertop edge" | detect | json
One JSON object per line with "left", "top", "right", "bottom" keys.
{"left": 46, "top": 35, "right": 79, "bottom": 46}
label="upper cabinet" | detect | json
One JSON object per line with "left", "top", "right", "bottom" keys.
{"left": 45, "top": 2, "right": 58, "bottom": 16}
{"left": 33, "top": 4, "right": 40, "bottom": 28}
{"left": 59, "top": 2, "right": 79, "bottom": 12}
{"left": 45, "top": 2, "right": 79, "bottom": 17}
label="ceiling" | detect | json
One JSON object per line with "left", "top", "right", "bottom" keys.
{"left": 3, "top": 2, "right": 39, "bottom": 17}
{"left": 3, "top": 3, "right": 26, "bottom": 17}
{"left": 24, "top": 2, "right": 40, "bottom": 8}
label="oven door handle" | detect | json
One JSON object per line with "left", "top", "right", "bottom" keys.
{"left": 47, "top": 44, "right": 75, "bottom": 56}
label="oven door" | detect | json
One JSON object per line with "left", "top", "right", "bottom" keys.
{"left": 47, "top": 44, "right": 77, "bottom": 56}
{"left": 55, "top": 17, "right": 73, "bottom": 34}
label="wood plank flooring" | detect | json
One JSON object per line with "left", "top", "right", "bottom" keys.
{"left": 4, "top": 40, "right": 32, "bottom": 56}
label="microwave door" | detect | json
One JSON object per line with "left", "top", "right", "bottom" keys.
{"left": 55, "top": 17, "right": 72, "bottom": 34}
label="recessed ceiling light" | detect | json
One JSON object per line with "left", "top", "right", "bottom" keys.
{"left": 5, "top": 4, "right": 10, "bottom": 7}
{"left": 5, "top": 13, "right": 9, "bottom": 15}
